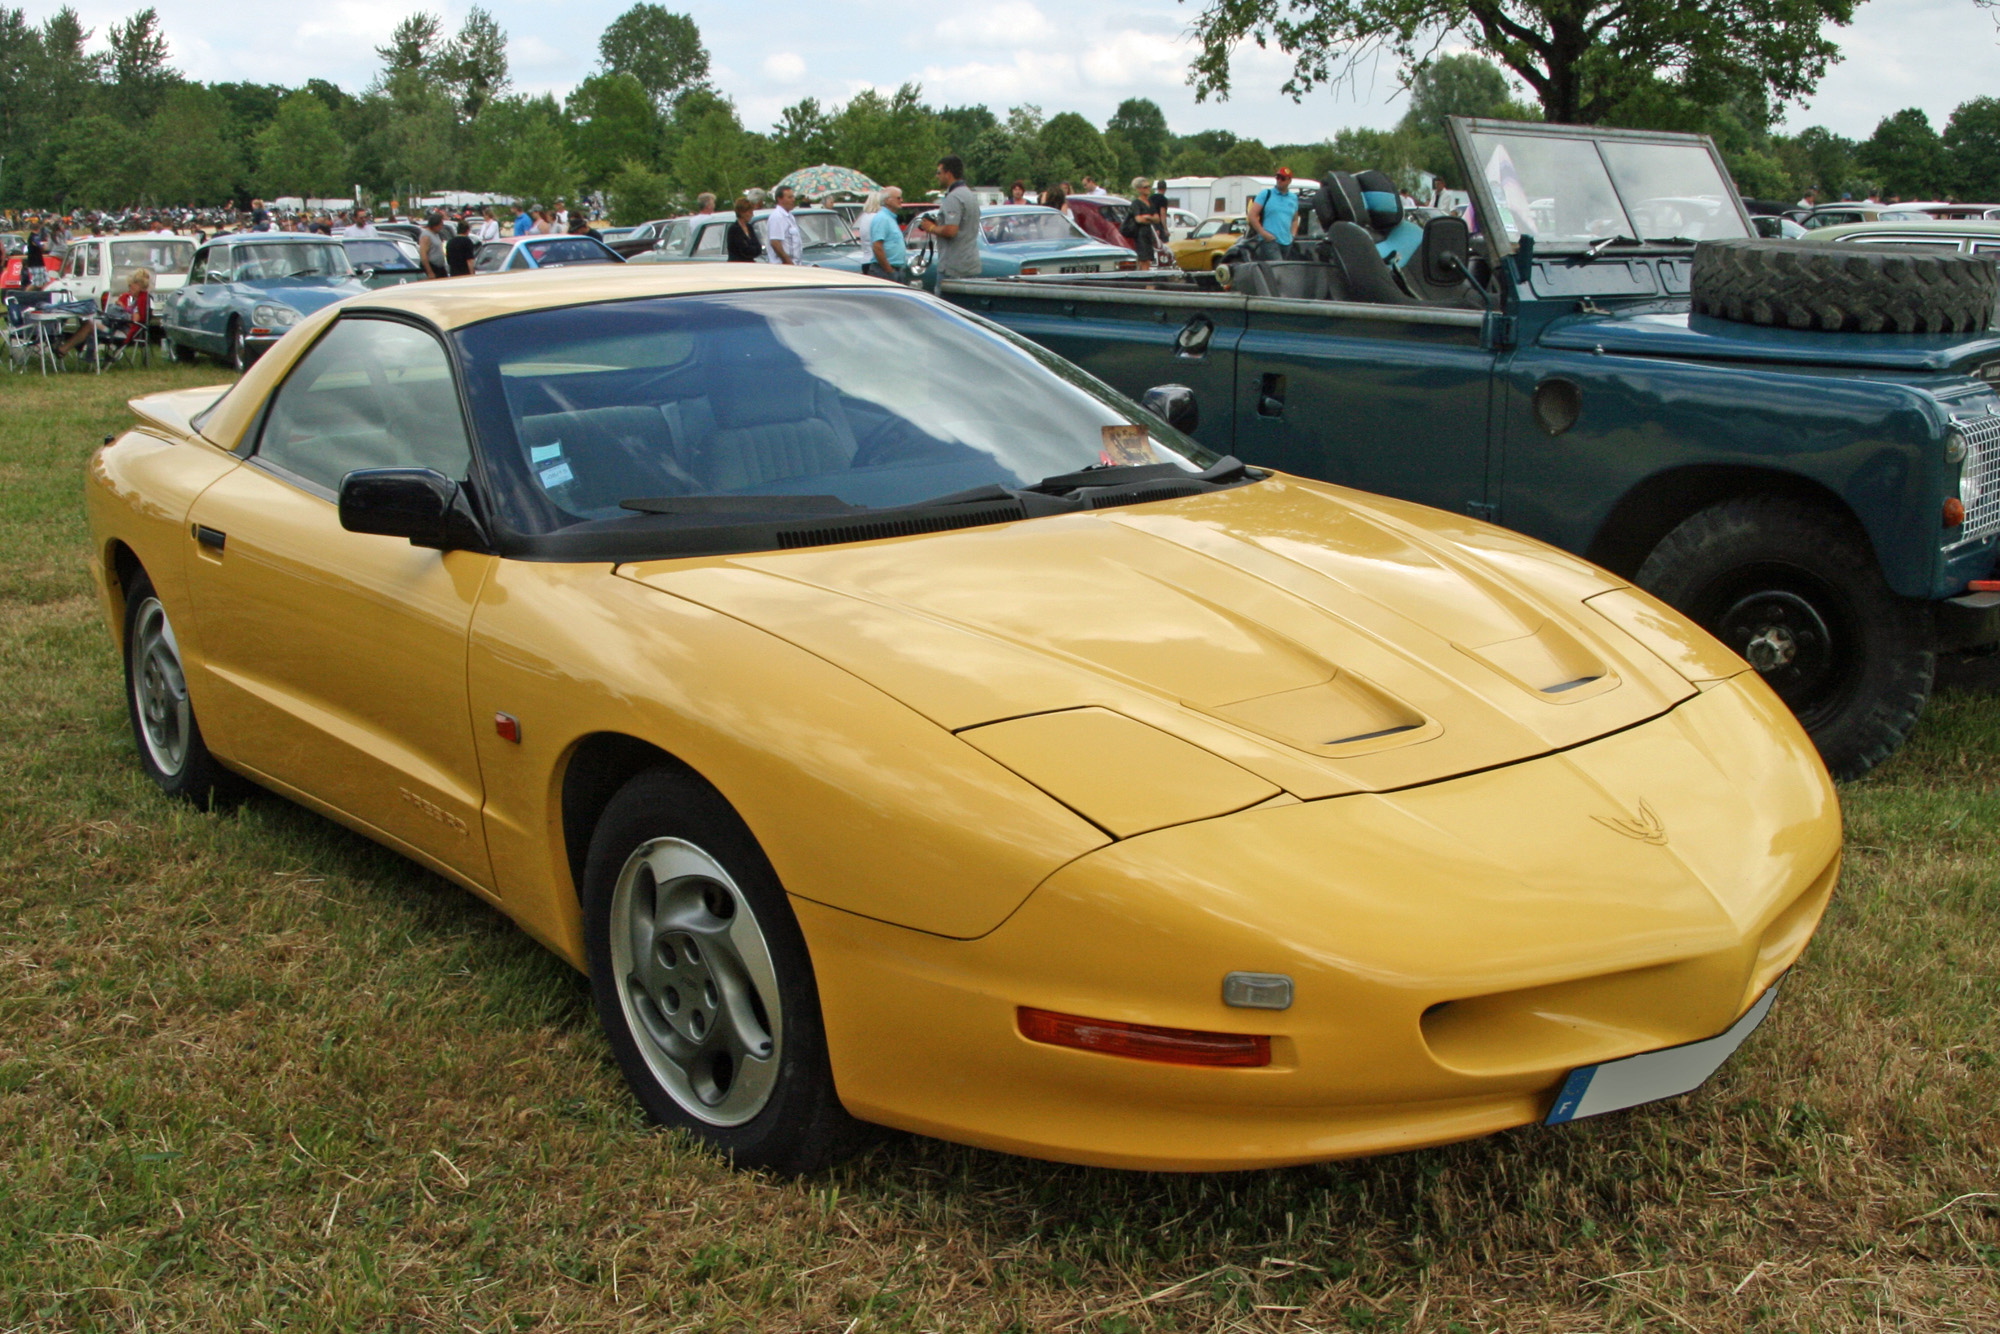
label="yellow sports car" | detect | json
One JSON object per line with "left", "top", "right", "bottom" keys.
{"left": 1170, "top": 215, "right": 1249, "bottom": 270}
{"left": 86, "top": 264, "right": 1841, "bottom": 1174}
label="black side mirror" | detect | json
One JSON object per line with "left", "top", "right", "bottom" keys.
{"left": 1142, "top": 384, "right": 1199, "bottom": 435}
{"left": 338, "top": 468, "right": 484, "bottom": 550}
{"left": 1420, "top": 215, "right": 1471, "bottom": 287}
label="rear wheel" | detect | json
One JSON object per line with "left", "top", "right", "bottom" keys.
{"left": 582, "top": 767, "right": 867, "bottom": 1173}
{"left": 123, "top": 571, "right": 240, "bottom": 805}
{"left": 1637, "top": 495, "right": 1933, "bottom": 779}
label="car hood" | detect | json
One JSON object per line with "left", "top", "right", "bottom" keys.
{"left": 1542, "top": 306, "right": 2000, "bottom": 372}
{"left": 620, "top": 477, "right": 1717, "bottom": 800}
{"left": 232, "top": 278, "right": 370, "bottom": 309}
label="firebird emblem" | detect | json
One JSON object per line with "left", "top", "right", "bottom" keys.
{"left": 1595, "top": 801, "right": 1668, "bottom": 845}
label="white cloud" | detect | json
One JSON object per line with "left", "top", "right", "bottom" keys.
{"left": 763, "top": 51, "right": 807, "bottom": 82}
{"left": 933, "top": 2, "right": 1056, "bottom": 48}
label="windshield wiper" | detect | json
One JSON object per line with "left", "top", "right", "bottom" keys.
{"left": 1028, "top": 455, "right": 1257, "bottom": 497}
{"left": 619, "top": 494, "right": 852, "bottom": 515}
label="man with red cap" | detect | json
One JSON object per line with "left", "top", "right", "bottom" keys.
{"left": 1248, "top": 166, "right": 1300, "bottom": 262}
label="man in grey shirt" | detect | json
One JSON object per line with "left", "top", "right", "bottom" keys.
{"left": 919, "top": 155, "right": 981, "bottom": 280}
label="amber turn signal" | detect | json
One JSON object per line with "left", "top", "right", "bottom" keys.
{"left": 1945, "top": 497, "right": 1967, "bottom": 527}
{"left": 1017, "top": 1007, "right": 1270, "bottom": 1067}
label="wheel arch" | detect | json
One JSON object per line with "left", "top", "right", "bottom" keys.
{"left": 1585, "top": 465, "right": 1871, "bottom": 579}
{"left": 558, "top": 731, "right": 708, "bottom": 909}
{"left": 104, "top": 538, "right": 144, "bottom": 644}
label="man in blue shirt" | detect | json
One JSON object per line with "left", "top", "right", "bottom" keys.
{"left": 512, "top": 204, "right": 532, "bottom": 236}
{"left": 866, "top": 186, "right": 910, "bottom": 282}
{"left": 1248, "top": 167, "right": 1299, "bottom": 262}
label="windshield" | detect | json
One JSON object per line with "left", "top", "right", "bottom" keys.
{"left": 796, "top": 213, "right": 858, "bottom": 247}
{"left": 980, "top": 211, "right": 1081, "bottom": 244}
{"left": 343, "top": 238, "right": 419, "bottom": 270}
{"left": 1464, "top": 127, "right": 1751, "bottom": 249}
{"left": 235, "top": 242, "right": 353, "bottom": 279}
{"left": 454, "top": 288, "right": 1217, "bottom": 531}
{"left": 523, "top": 237, "right": 617, "bottom": 267}
{"left": 111, "top": 239, "right": 192, "bottom": 274}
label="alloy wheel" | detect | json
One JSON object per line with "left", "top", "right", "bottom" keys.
{"left": 130, "top": 596, "right": 191, "bottom": 777}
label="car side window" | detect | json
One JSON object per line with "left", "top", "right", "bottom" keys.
{"left": 186, "top": 252, "right": 208, "bottom": 284}
{"left": 83, "top": 246, "right": 100, "bottom": 277}
{"left": 255, "top": 318, "right": 473, "bottom": 497}
{"left": 663, "top": 221, "right": 689, "bottom": 251}
{"left": 692, "top": 224, "right": 724, "bottom": 257}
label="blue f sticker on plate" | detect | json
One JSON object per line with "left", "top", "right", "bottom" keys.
{"left": 1545, "top": 981, "right": 1780, "bottom": 1125}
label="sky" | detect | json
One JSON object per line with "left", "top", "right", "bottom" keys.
{"left": 34, "top": 0, "right": 2000, "bottom": 143}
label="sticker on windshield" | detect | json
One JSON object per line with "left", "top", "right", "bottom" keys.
{"left": 538, "top": 461, "right": 574, "bottom": 488}
{"left": 1100, "top": 425, "right": 1156, "bottom": 467}
{"left": 531, "top": 441, "right": 563, "bottom": 464}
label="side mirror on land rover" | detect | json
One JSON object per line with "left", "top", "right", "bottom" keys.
{"left": 1142, "top": 383, "right": 1200, "bottom": 435}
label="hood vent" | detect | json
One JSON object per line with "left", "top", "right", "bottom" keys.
{"left": 775, "top": 502, "right": 1026, "bottom": 551}
{"left": 1088, "top": 483, "right": 1210, "bottom": 509}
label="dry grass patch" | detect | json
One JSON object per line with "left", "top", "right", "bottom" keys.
{"left": 1, "top": 365, "right": 1996, "bottom": 1331}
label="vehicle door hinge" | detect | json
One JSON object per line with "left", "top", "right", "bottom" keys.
{"left": 1464, "top": 501, "right": 1498, "bottom": 522}
{"left": 1483, "top": 312, "right": 1517, "bottom": 349}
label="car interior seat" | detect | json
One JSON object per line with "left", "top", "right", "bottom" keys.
{"left": 1320, "top": 223, "right": 1419, "bottom": 305}
{"left": 1221, "top": 260, "right": 1352, "bottom": 301}
{"left": 1399, "top": 214, "right": 1484, "bottom": 306}
{"left": 1354, "top": 170, "right": 1426, "bottom": 269}
{"left": 518, "top": 405, "right": 696, "bottom": 513}
{"left": 688, "top": 359, "right": 859, "bottom": 493}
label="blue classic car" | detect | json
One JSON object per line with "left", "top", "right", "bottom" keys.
{"left": 470, "top": 234, "right": 625, "bottom": 273}
{"left": 162, "top": 234, "right": 368, "bottom": 370}
{"left": 629, "top": 209, "right": 871, "bottom": 272}
{"left": 905, "top": 205, "right": 1137, "bottom": 280}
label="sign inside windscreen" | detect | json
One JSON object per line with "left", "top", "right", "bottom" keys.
{"left": 1100, "top": 425, "right": 1156, "bottom": 467}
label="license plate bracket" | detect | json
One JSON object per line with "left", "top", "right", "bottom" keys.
{"left": 1545, "top": 982, "right": 1780, "bottom": 1125}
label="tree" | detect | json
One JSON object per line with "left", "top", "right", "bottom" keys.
{"left": 1187, "top": 0, "right": 1855, "bottom": 126}
{"left": 257, "top": 93, "right": 347, "bottom": 199}
{"left": 607, "top": 158, "right": 675, "bottom": 223}
{"left": 1039, "top": 111, "right": 1115, "bottom": 186}
{"left": 441, "top": 7, "right": 509, "bottom": 120}
{"left": 106, "top": 7, "right": 176, "bottom": 120}
{"left": 1858, "top": 109, "right": 1944, "bottom": 201}
{"left": 145, "top": 86, "right": 238, "bottom": 204}
{"left": 505, "top": 114, "right": 581, "bottom": 206}
{"left": 771, "top": 97, "right": 834, "bottom": 167}
{"left": 1105, "top": 98, "right": 1169, "bottom": 175}
{"left": 54, "top": 114, "right": 141, "bottom": 205}
{"left": 670, "top": 93, "right": 765, "bottom": 198}
{"left": 935, "top": 104, "right": 998, "bottom": 155}
{"left": 376, "top": 12, "right": 441, "bottom": 77}
{"left": 1218, "top": 138, "right": 1274, "bottom": 174}
{"left": 829, "top": 85, "right": 940, "bottom": 194}
{"left": 598, "top": 4, "right": 708, "bottom": 112}
{"left": 568, "top": 72, "right": 659, "bottom": 187}
{"left": 1943, "top": 98, "right": 2000, "bottom": 203}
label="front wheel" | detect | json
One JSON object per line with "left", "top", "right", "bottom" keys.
{"left": 226, "top": 319, "right": 248, "bottom": 372}
{"left": 582, "top": 767, "right": 867, "bottom": 1173}
{"left": 1637, "top": 495, "right": 1933, "bottom": 779}
{"left": 123, "top": 571, "right": 241, "bottom": 804}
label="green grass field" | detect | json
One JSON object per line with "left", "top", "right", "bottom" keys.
{"left": 3, "top": 363, "right": 1998, "bottom": 1331}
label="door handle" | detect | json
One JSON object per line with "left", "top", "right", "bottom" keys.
{"left": 1257, "top": 372, "right": 1287, "bottom": 417}
{"left": 193, "top": 524, "right": 226, "bottom": 551}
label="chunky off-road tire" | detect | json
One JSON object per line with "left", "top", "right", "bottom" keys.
{"left": 1690, "top": 239, "right": 1996, "bottom": 334}
{"left": 1637, "top": 496, "right": 1933, "bottom": 780}
{"left": 582, "top": 767, "right": 870, "bottom": 1174}
{"left": 122, "top": 571, "right": 242, "bottom": 806}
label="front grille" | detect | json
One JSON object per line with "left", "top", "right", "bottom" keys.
{"left": 1951, "top": 409, "right": 2000, "bottom": 548}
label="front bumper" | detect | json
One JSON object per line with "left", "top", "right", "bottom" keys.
{"left": 803, "top": 674, "right": 1841, "bottom": 1170}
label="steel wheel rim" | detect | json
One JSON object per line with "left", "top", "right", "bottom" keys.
{"left": 131, "top": 596, "right": 191, "bottom": 776}
{"left": 609, "top": 837, "right": 783, "bottom": 1127}
{"left": 1701, "top": 563, "right": 1857, "bottom": 730}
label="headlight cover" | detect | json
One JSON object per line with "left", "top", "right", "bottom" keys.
{"left": 252, "top": 304, "right": 299, "bottom": 329}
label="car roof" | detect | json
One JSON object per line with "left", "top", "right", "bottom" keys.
{"left": 335, "top": 258, "right": 884, "bottom": 331}
{"left": 1806, "top": 220, "right": 2000, "bottom": 239}
{"left": 208, "top": 233, "right": 338, "bottom": 245}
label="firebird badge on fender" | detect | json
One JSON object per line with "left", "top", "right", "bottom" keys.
{"left": 1595, "top": 801, "right": 1667, "bottom": 845}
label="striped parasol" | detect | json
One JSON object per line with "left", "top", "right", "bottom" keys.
{"left": 773, "top": 164, "right": 880, "bottom": 202}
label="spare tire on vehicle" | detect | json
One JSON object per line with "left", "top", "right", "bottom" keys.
{"left": 1690, "top": 238, "right": 1996, "bottom": 334}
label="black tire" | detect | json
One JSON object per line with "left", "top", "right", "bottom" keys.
{"left": 1637, "top": 496, "right": 1933, "bottom": 780}
{"left": 226, "top": 319, "right": 248, "bottom": 372}
{"left": 1690, "top": 239, "right": 1996, "bottom": 334}
{"left": 122, "top": 571, "right": 242, "bottom": 805}
{"left": 582, "top": 767, "right": 868, "bottom": 1173}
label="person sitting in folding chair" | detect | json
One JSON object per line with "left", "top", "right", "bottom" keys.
{"left": 57, "top": 269, "right": 152, "bottom": 366}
